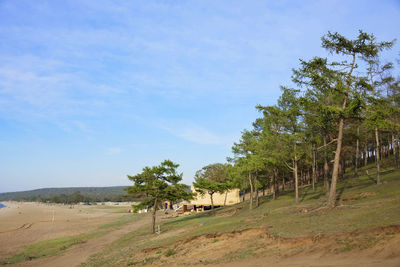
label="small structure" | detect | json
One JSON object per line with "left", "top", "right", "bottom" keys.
{"left": 179, "top": 186, "right": 240, "bottom": 212}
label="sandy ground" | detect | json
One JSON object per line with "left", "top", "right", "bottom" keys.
{"left": 128, "top": 226, "right": 400, "bottom": 267}
{"left": 15, "top": 214, "right": 150, "bottom": 267}
{"left": 2, "top": 202, "right": 399, "bottom": 267}
{"left": 0, "top": 201, "right": 127, "bottom": 262}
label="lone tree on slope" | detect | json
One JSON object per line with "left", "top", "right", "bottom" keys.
{"left": 126, "top": 160, "right": 192, "bottom": 234}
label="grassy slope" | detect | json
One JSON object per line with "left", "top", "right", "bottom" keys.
{"left": 82, "top": 162, "right": 400, "bottom": 266}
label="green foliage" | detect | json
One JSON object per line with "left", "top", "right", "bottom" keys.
{"left": 193, "top": 177, "right": 227, "bottom": 196}
{"left": 194, "top": 163, "right": 229, "bottom": 183}
{"left": 126, "top": 160, "right": 192, "bottom": 232}
{"left": 321, "top": 30, "right": 394, "bottom": 57}
{"left": 126, "top": 160, "right": 192, "bottom": 210}
{"left": 164, "top": 248, "right": 176, "bottom": 257}
{"left": 193, "top": 163, "right": 232, "bottom": 209}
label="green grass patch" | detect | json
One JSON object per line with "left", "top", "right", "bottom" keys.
{"left": 164, "top": 248, "right": 176, "bottom": 257}
{"left": 4, "top": 233, "right": 99, "bottom": 264}
{"left": 93, "top": 205, "right": 131, "bottom": 213}
{"left": 4, "top": 213, "right": 143, "bottom": 265}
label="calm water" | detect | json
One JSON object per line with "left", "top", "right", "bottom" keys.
{"left": 0, "top": 203, "right": 5, "bottom": 209}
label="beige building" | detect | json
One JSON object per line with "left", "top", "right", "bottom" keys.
{"left": 190, "top": 186, "right": 241, "bottom": 206}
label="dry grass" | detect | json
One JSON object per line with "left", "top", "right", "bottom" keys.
{"left": 81, "top": 163, "right": 400, "bottom": 266}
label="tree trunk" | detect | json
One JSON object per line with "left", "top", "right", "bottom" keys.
{"left": 375, "top": 127, "right": 381, "bottom": 184}
{"left": 398, "top": 133, "right": 400, "bottom": 167}
{"left": 223, "top": 191, "right": 228, "bottom": 206}
{"left": 255, "top": 171, "right": 259, "bottom": 207}
{"left": 392, "top": 133, "right": 397, "bottom": 169}
{"left": 248, "top": 171, "right": 253, "bottom": 209}
{"left": 328, "top": 116, "right": 345, "bottom": 208}
{"left": 355, "top": 126, "right": 360, "bottom": 177}
{"left": 152, "top": 198, "right": 157, "bottom": 234}
{"left": 323, "top": 136, "right": 330, "bottom": 197}
{"left": 273, "top": 168, "right": 279, "bottom": 200}
{"left": 364, "top": 141, "right": 368, "bottom": 167}
{"left": 327, "top": 52, "right": 356, "bottom": 208}
{"left": 255, "top": 187, "right": 259, "bottom": 207}
{"left": 294, "top": 158, "right": 299, "bottom": 203}
{"left": 312, "top": 144, "right": 316, "bottom": 192}
{"left": 210, "top": 192, "right": 214, "bottom": 210}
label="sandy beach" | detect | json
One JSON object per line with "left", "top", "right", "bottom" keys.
{"left": 0, "top": 201, "right": 128, "bottom": 262}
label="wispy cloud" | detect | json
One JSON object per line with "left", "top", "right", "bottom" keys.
{"left": 1, "top": 0, "right": 399, "bottom": 192}
{"left": 55, "top": 120, "right": 93, "bottom": 135}
{"left": 159, "top": 120, "right": 233, "bottom": 146}
{"left": 0, "top": 0, "right": 313, "bottom": 123}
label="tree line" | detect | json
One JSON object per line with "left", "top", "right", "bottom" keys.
{"left": 127, "top": 30, "right": 400, "bottom": 234}
{"left": 189, "top": 31, "right": 399, "bottom": 210}
{"left": 224, "top": 30, "right": 399, "bottom": 209}
{"left": 4, "top": 190, "right": 139, "bottom": 204}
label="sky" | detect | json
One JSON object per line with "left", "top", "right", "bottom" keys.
{"left": 0, "top": 0, "right": 399, "bottom": 193}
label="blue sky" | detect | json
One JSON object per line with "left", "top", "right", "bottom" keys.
{"left": 0, "top": 0, "right": 399, "bottom": 193}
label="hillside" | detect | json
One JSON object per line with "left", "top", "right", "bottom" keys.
{"left": 0, "top": 186, "right": 129, "bottom": 201}
{"left": 4, "top": 163, "right": 400, "bottom": 266}
{"left": 81, "top": 164, "right": 400, "bottom": 266}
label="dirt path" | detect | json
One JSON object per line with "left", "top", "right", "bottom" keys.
{"left": 15, "top": 214, "right": 151, "bottom": 267}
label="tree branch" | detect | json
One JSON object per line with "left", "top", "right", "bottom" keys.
{"left": 283, "top": 161, "right": 295, "bottom": 171}
{"left": 317, "top": 139, "right": 337, "bottom": 150}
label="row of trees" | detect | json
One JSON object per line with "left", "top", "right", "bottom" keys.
{"left": 225, "top": 30, "right": 399, "bottom": 209}
{"left": 16, "top": 191, "right": 137, "bottom": 204}
{"left": 126, "top": 31, "right": 400, "bottom": 234}
{"left": 16, "top": 191, "right": 85, "bottom": 204}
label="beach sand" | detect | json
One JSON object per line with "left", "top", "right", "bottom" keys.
{"left": 0, "top": 201, "right": 127, "bottom": 262}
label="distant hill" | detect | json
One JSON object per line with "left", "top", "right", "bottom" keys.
{"left": 0, "top": 186, "right": 131, "bottom": 202}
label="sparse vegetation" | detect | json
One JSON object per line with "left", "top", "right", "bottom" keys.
{"left": 81, "top": 163, "right": 400, "bottom": 266}
{"left": 164, "top": 248, "right": 176, "bottom": 257}
{"left": 3, "top": 213, "right": 142, "bottom": 265}
{"left": 5, "top": 234, "right": 96, "bottom": 264}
